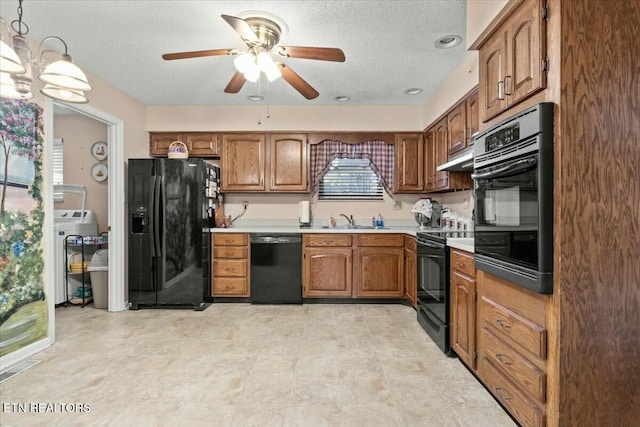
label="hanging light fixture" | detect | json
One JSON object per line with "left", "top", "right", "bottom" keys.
{"left": 0, "top": 0, "right": 91, "bottom": 103}
{"left": 233, "top": 47, "right": 281, "bottom": 83}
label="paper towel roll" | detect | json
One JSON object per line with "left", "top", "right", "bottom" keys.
{"left": 299, "top": 201, "right": 310, "bottom": 224}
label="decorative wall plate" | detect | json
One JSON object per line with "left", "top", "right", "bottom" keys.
{"left": 91, "top": 162, "right": 108, "bottom": 182}
{"left": 91, "top": 140, "right": 108, "bottom": 160}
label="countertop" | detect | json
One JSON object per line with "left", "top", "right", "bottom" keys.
{"left": 206, "top": 225, "right": 475, "bottom": 253}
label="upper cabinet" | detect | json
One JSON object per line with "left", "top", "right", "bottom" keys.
{"left": 447, "top": 103, "right": 466, "bottom": 156}
{"left": 474, "top": 0, "right": 547, "bottom": 122}
{"left": 465, "top": 89, "right": 480, "bottom": 147}
{"left": 269, "top": 134, "right": 308, "bottom": 192}
{"left": 149, "top": 132, "right": 219, "bottom": 157}
{"left": 221, "top": 133, "right": 266, "bottom": 191}
{"left": 221, "top": 133, "right": 308, "bottom": 193}
{"left": 394, "top": 133, "right": 424, "bottom": 193}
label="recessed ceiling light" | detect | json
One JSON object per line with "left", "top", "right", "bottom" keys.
{"left": 404, "top": 88, "right": 423, "bottom": 95}
{"left": 434, "top": 35, "right": 462, "bottom": 49}
{"left": 334, "top": 95, "right": 350, "bottom": 102}
{"left": 247, "top": 95, "right": 264, "bottom": 102}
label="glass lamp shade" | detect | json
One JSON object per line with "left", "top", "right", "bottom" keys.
{"left": 233, "top": 53, "right": 255, "bottom": 74}
{"left": 243, "top": 63, "right": 260, "bottom": 83}
{"left": 0, "top": 72, "right": 32, "bottom": 99}
{"left": 257, "top": 52, "right": 281, "bottom": 82}
{"left": 40, "top": 83, "right": 88, "bottom": 103}
{"left": 39, "top": 55, "right": 92, "bottom": 91}
{"left": 0, "top": 40, "right": 26, "bottom": 74}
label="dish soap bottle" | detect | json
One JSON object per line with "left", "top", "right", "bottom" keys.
{"left": 376, "top": 214, "right": 384, "bottom": 228}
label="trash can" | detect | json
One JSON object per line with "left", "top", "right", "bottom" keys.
{"left": 88, "top": 249, "right": 108, "bottom": 309}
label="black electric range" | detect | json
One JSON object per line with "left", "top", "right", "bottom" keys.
{"left": 415, "top": 229, "right": 473, "bottom": 355}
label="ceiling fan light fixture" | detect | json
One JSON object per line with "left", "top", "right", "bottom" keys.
{"left": 404, "top": 88, "right": 423, "bottom": 95}
{"left": 334, "top": 95, "right": 350, "bottom": 102}
{"left": 247, "top": 95, "right": 264, "bottom": 102}
{"left": 257, "top": 51, "right": 281, "bottom": 81}
{"left": 233, "top": 52, "right": 255, "bottom": 73}
{"left": 243, "top": 65, "right": 260, "bottom": 83}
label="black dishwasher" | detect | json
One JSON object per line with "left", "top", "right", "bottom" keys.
{"left": 250, "top": 233, "right": 303, "bottom": 304}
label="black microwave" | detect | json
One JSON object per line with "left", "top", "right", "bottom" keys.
{"left": 472, "top": 103, "right": 554, "bottom": 294}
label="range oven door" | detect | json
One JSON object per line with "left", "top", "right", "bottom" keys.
{"left": 416, "top": 239, "right": 452, "bottom": 355}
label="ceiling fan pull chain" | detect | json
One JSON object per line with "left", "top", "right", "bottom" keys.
{"left": 266, "top": 79, "right": 271, "bottom": 119}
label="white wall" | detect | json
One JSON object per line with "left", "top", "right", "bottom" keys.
{"left": 466, "top": 0, "right": 510, "bottom": 48}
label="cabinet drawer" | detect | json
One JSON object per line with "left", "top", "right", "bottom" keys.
{"left": 480, "top": 297, "right": 547, "bottom": 359}
{"left": 213, "top": 246, "right": 248, "bottom": 259}
{"left": 479, "top": 326, "right": 546, "bottom": 402}
{"left": 213, "top": 259, "right": 247, "bottom": 277}
{"left": 451, "top": 249, "right": 474, "bottom": 277}
{"left": 477, "top": 356, "right": 546, "bottom": 427}
{"left": 306, "top": 234, "right": 352, "bottom": 247}
{"left": 213, "top": 277, "right": 248, "bottom": 296}
{"left": 213, "top": 233, "right": 248, "bottom": 246}
{"left": 355, "top": 234, "right": 404, "bottom": 247}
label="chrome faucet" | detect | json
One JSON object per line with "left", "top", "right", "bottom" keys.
{"left": 339, "top": 213, "right": 354, "bottom": 226}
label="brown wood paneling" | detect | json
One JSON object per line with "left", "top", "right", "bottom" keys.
{"left": 305, "top": 234, "right": 352, "bottom": 247}
{"left": 355, "top": 234, "right": 404, "bottom": 247}
{"left": 555, "top": 0, "right": 640, "bottom": 425}
{"left": 213, "top": 233, "right": 248, "bottom": 246}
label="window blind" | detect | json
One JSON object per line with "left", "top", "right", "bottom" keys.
{"left": 52, "top": 138, "right": 64, "bottom": 202}
{"left": 318, "top": 158, "right": 383, "bottom": 200}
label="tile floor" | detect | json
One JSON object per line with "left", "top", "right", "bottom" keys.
{"left": 1, "top": 303, "right": 516, "bottom": 427}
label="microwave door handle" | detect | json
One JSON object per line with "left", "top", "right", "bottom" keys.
{"left": 471, "top": 157, "right": 538, "bottom": 180}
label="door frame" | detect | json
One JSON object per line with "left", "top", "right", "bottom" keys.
{"left": 46, "top": 99, "right": 127, "bottom": 319}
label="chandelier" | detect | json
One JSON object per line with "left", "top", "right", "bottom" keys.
{"left": 0, "top": 0, "right": 92, "bottom": 103}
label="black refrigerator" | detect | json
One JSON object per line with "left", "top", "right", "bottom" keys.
{"left": 128, "top": 158, "right": 220, "bottom": 310}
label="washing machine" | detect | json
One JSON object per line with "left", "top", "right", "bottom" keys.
{"left": 53, "top": 185, "right": 98, "bottom": 305}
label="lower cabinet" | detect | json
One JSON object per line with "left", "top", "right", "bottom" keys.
{"left": 404, "top": 236, "right": 417, "bottom": 307}
{"left": 476, "top": 270, "right": 548, "bottom": 427}
{"left": 303, "top": 233, "right": 405, "bottom": 299}
{"left": 450, "top": 249, "right": 476, "bottom": 368}
{"left": 212, "top": 233, "right": 250, "bottom": 297}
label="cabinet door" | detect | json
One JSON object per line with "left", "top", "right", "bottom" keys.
{"left": 353, "top": 247, "right": 404, "bottom": 298}
{"left": 184, "top": 133, "right": 219, "bottom": 157}
{"left": 447, "top": 103, "right": 466, "bottom": 156}
{"left": 394, "top": 133, "right": 424, "bottom": 192}
{"left": 303, "top": 248, "right": 352, "bottom": 297}
{"left": 424, "top": 128, "right": 436, "bottom": 191}
{"left": 465, "top": 89, "right": 480, "bottom": 146}
{"left": 505, "top": 0, "right": 546, "bottom": 108}
{"left": 434, "top": 117, "right": 449, "bottom": 190}
{"left": 269, "top": 134, "right": 308, "bottom": 192}
{"left": 479, "top": 33, "right": 507, "bottom": 122}
{"left": 221, "top": 134, "right": 266, "bottom": 191}
{"left": 149, "top": 132, "right": 180, "bottom": 157}
{"left": 451, "top": 271, "right": 476, "bottom": 368}
{"left": 404, "top": 248, "right": 417, "bottom": 307}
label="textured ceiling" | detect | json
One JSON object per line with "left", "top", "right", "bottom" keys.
{"left": 2, "top": 0, "right": 468, "bottom": 106}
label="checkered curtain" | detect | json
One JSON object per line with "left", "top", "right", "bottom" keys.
{"left": 310, "top": 140, "right": 395, "bottom": 195}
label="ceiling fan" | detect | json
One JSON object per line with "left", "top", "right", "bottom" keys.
{"left": 162, "top": 11, "right": 345, "bottom": 100}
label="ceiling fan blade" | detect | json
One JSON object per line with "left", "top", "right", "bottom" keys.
{"left": 162, "top": 49, "right": 234, "bottom": 61}
{"left": 277, "top": 46, "right": 345, "bottom": 62}
{"left": 221, "top": 14, "right": 260, "bottom": 44}
{"left": 224, "top": 72, "right": 247, "bottom": 93}
{"left": 278, "top": 63, "right": 319, "bottom": 100}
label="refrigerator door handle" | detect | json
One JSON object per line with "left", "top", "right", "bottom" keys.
{"left": 153, "top": 176, "right": 162, "bottom": 257}
{"left": 149, "top": 176, "right": 156, "bottom": 257}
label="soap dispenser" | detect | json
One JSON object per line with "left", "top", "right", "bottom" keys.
{"left": 376, "top": 214, "right": 384, "bottom": 228}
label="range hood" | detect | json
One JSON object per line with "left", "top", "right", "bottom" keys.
{"left": 436, "top": 144, "right": 474, "bottom": 172}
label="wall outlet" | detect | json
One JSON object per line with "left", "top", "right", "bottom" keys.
{"left": 392, "top": 200, "right": 401, "bottom": 210}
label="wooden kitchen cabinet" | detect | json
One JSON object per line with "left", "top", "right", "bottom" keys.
{"left": 476, "top": 270, "right": 547, "bottom": 427}
{"left": 434, "top": 117, "right": 450, "bottom": 189}
{"left": 424, "top": 128, "right": 436, "bottom": 191}
{"left": 450, "top": 249, "right": 476, "bottom": 368}
{"left": 221, "top": 134, "right": 266, "bottom": 191}
{"left": 269, "top": 133, "right": 308, "bottom": 192}
{"left": 303, "top": 234, "right": 352, "bottom": 297}
{"left": 404, "top": 236, "right": 417, "bottom": 307}
{"left": 212, "top": 233, "right": 250, "bottom": 297}
{"left": 394, "top": 133, "right": 424, "bottom": 192}
{"left": 353, "top": 234, "right": 404, "bottom": 298}
{"left": 149, "top": 132, "right": 219, "bottom": 157}
{"left": 475, "top": 0, "right": 546, "bottom": 122}
{"left": 465, "top": 89, "right": 480, "bottom": 146}
{"left": 447, "top": 103, "right": 466, "bottom": 156}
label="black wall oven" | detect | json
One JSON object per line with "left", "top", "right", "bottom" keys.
{"left": 473, "top": 103, "right": 554, "bottom": 294}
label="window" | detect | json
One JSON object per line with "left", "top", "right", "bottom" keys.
{"left": 318, "top": 158, "right": 383, "bottom": 200}
{"left": 52, "top": 138, "right": 64, "bottom": 202}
